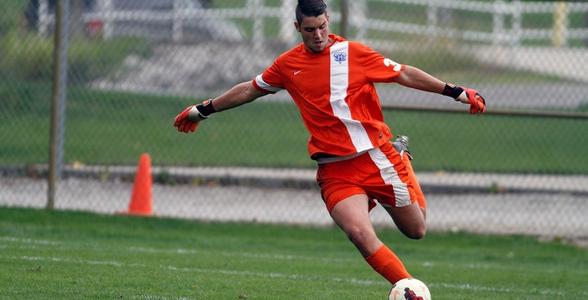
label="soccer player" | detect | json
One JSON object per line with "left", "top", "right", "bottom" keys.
{"left": 174, "top": 0, "right": 485, "bottom": 286}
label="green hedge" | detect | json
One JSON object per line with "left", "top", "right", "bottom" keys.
{"left": 0, "top": 31, "right": 151, "bottom": 83}
{"left": 0, "top": 0, "right": 26, "bottom": 35}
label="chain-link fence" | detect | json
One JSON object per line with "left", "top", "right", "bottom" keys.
{"left": 1, "top": 0, "right": 587, "bottom": 240}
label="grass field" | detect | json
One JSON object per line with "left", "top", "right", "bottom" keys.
{"left": 1, "top": 80, "right": 587, "bottom": 173}
{"left": 0, "top": 207, "right": 587, "bottom": 299}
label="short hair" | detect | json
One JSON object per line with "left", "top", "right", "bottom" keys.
{"left": 296, "top": 0, "right": 327, "bottom": 24}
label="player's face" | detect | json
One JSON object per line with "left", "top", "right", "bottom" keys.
{"left": 295, "top": 13, "right": 330, "bottom": 53}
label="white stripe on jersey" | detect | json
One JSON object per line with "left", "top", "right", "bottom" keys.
{"left": 329, "top": 41, "right": 373, "bottom": 153}
{"left": 367, "top": 147, "right": 411, "bottom": 207}
{"left": 255, "top": 74, "right": 283, "bottom": 93}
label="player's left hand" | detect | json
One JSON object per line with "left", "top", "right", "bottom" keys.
{"left": 443, "top": 84, "right": 486, "bottom": 114}
{"left": 456, "top": 87, "right": 486, "bottom": 114}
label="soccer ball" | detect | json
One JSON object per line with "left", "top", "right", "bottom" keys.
{"left": 389, "top": 278, "right": 431, "bottom": 300}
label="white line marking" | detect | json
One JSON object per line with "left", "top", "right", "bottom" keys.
{"left": 10, "top": 255, "right": 383, "bottom": 287}
{"left": 4, "top": 236, "right": 587, "bottom": 277}
{"left": 127, "top": 246, "right": 353, "bottom": 264}
{"left": 5, "top": 255, "right": 588, "bottom": 297}
{"left": 0, "top": 236, "right": 61, "bottom": 245}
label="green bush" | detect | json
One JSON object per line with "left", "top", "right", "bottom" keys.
{"left": 0, "top": 0, "right": 26, "bottom": 35}
{"left": 68, "top": 37, "right": 152, "bottom": 83}
{"left": 0, "top": 31, "right": 53, "bottom": 80}
{"left": 0, "top": 31, "right": 151, "bottom": 83}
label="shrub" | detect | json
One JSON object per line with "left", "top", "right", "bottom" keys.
{"left": 0, "top": 0, "right": 27, "bottom": 35}
{"left": 0, "top": 31, "right": 151, "bottom": 84}
{"left": 0, "top": 31, "right": 53, "bottom": 80}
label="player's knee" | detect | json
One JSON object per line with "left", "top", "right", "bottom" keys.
{"left": 345, "top": 226, "right": 376, "bottom": 249}
{"left": 405, "top": 224, "right": 426, "bottom": 240}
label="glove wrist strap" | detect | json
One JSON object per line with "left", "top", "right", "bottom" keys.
{"left": 442, "top": 83, "right": 464, "bottom": 100}
{"left": 196, "top": 99, "right": 216, "bottom": 117}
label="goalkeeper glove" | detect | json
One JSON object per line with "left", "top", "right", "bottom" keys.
{"left": 443, "top": 83, "right": 486, "bottom": 114}
{"left": 173, "top": 99, "right": 216, "bottom": 133}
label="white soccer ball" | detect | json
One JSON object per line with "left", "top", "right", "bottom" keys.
{"left": 389, "top": 278, "right": 431, "bottom": 300}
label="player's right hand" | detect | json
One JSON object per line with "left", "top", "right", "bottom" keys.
{"left": 174, "top": 105, "right": 205, "bottom": 133}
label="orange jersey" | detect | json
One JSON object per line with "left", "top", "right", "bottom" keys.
{"left": 253, "top": 34, "right": 404, "bottom": 159}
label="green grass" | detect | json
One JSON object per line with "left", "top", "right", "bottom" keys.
{"left": 1, "top": 80, "right": 588, "bottom": 173}
{"left": 0, "top": 207, "right": 586, "bottom": 299}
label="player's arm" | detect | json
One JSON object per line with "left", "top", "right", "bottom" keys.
{"left": 210, "top": 81, "right": 268, "bottom": 112}
{"left": 173, "top": 81, "right": 269, "bottom": 133}
{"left": 394, "top": 65, "right": 486, "bottom": 114}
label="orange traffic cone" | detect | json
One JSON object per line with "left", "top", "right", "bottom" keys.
{"left": 127, "top": 153, "right": 153, "bottom": 216}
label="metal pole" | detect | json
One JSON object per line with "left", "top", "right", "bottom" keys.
{"left": 47, "top": 0, "right": 70, "bottom": 210}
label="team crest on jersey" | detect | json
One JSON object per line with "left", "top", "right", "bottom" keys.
{"left": 333, "top": 51, "right": 347, "bottom": 64}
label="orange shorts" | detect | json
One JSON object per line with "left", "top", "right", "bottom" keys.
{"left": 316, "top": 142, "right": 426, "bottom": 214}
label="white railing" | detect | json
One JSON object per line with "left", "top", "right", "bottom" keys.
{"left": 363, "top": 0, "right": 588, "bottom": 47}
{"left": 38, "top": 0, "right": 588, "bottom": 47}
{"left": 39, "top": 0, "right": 284, "bottom": 43}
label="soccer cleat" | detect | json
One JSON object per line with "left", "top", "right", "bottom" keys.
{"left": 392, "top": 135, "right": 413, "bottom": 160}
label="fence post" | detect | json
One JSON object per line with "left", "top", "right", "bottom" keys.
{"left": 47, "top": 0, "right": 70, "bottom": 210}
{"left": 349, "top": 0, "right": 367, "bottom": 41}
{"left": 248, "top": 0, "right": 264, "bottom": 47}
{"left": 492, "top": 0, "right": 506, "bottom": 45}
{"left": 585, "top": 10, "right": 588, "bottom": 47}
{"left": 173, "top": 0, "right": 183, "bottom": 42}
{"left": 279, "top": 0, "right": 296, "bottom": 45}
{"left": 38, "top": 0, "right": 49, "bottom": 37}
{"left": 102, "top": 0, "right": 113, "bottom": 39}
{"left": 510, "top": 0, "right": 522, "bottom": 47}
{"left": 553, "top": 1, "right": 569, "bottom": 47}
{"left": 426, "top": 0, "right": 438, "bottom": 35}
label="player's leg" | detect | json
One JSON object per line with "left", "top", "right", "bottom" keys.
{"left": 367, "top": 141, "right": 427, "bottom": 240}
{"left": 401, "top": 149, "right": 427, "bottom": 219}
{"left": 383, "top": 202, "right": 426, "bottom": 240}
{"left": 330, "top": 195, "right": 411, "bottom": 284}
{"left": 387, "top": 141, "right": 427, "bottom": 239}
{"left": 392, "top": 136, "right": 427, "bottom": 216}
{"left": 330, "top": 194, "right": 381, "bottom": 256}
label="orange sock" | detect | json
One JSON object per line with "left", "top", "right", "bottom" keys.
{"left": 365, "top": 245, "right": 411, "bottom": 284}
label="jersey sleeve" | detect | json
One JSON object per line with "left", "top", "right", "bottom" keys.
{"left": 252, "top": 58, "right": 285, "bottom": 94}
{"left": 355, "top": 43, "right": 404, "bottom": 83}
